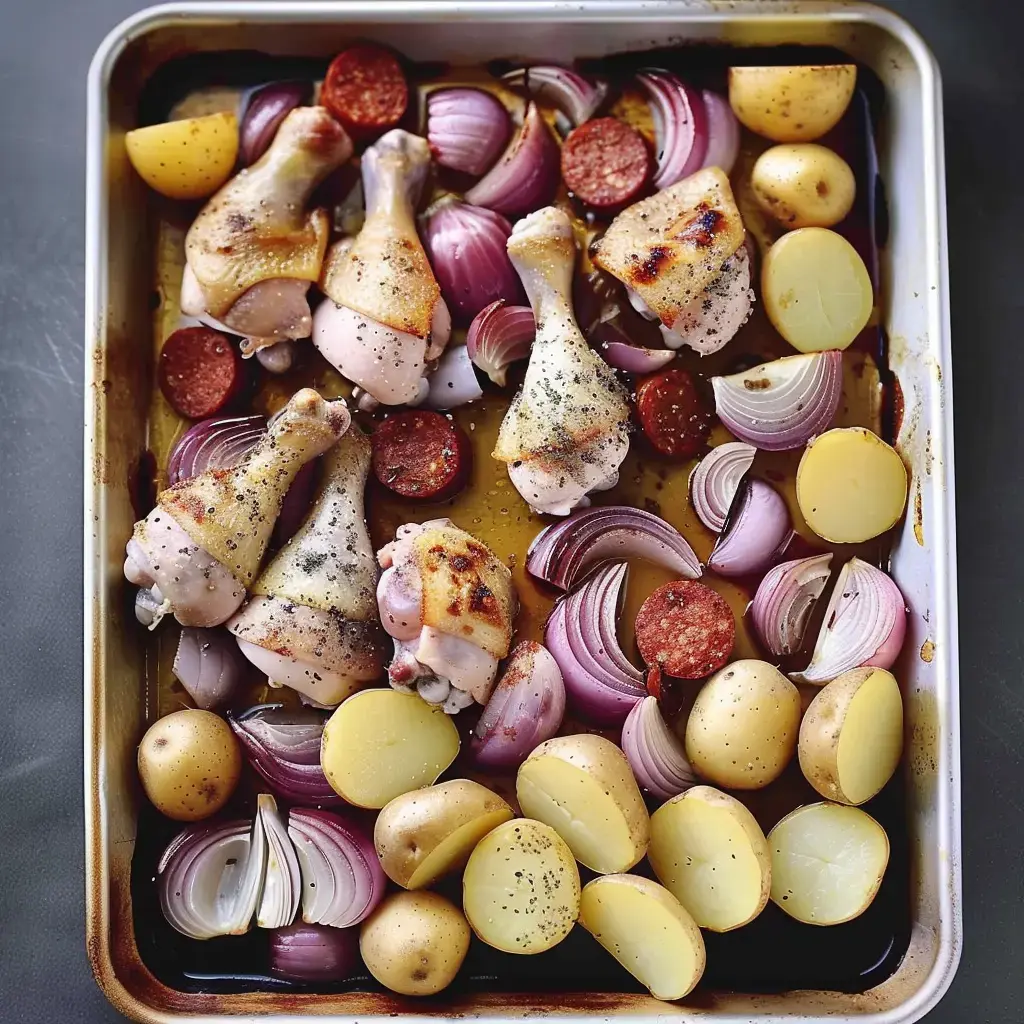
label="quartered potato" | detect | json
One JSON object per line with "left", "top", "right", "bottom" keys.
{"left": 762, "top": 227, "right": 873, "bottom": 352}
{"left": 374, "top": 779, "right": 514, "bottom": 889}
{"left": 516, "top": 734, "right": 650, "bottom": 874}
{"left": 769, "top": 802, "right": 890, "bottom": 925}
{"left": 649, "top": 786, "right": 771, "bottom": 933}
{"left": 728, "top": 65, "right": 857, "bottom": 143}
{"left": 463, "top": 818, "right": 581, "bottom": 954}
{"left": 125, "top": 112, "right": 239, "bottom": 200}
{"left": 797, "top": 427, "right": 909, "bottom": 543}
{"left": 321, "top": 689, "right": 460, "bottom": 809}
{"left": 751, "top": 144, "right": 856, "bottom": 229}
{"left": 578, "top": 874, "right": 706, "bottom": 1001}
{"left": 799, "top": 668, "right": 904, "bottom": 805}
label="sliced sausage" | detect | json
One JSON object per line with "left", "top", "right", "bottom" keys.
{"left": 372, "top": 410, "right": 471, "bottom": 500}
{"left": 561, "top": 117, "right": 651, "bottom": 209}
{"left": 635, "top": 581, "right": 735, "bottom": 680}
{"left": 635, "top": 366, "right": 713, "bottom": 458}
{"left": 321, "top": 45, "right": 408, "bottom": 140}
{"left": 159, "top": 327, "right": 243, "bottom": 420}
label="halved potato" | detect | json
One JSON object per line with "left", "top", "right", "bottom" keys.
{"left": 579, "top": 874, "right": 706, "bottom": 1001}
{"left": 463, "top": 818, "right": 580, "bottom": 954}
{"left": 321, "top": 689, "right": 460, "bottom": 809}
{"left": 799, "top": 668, "right": 904, "bottom": 805}
{"left": 374, "top": 779, "right": 514, "bottom": 889}
{"left": 649, "top": 786, "right": 771, "bottom": 932}
{"left": 769, "top": 802, "right": 889, "bottom": 925}
{"left": 516, "top": 734, "right": 649, "bottom": 874}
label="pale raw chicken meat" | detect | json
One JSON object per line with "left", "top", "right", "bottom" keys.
{"left": 124, "top": 389, "right": 350, "bottom": 628}
{"left": 492, "top": 207, "right": 630, "bottom": 516}
{"left": 376, "top": 520, "right": 516, "bottom": 714}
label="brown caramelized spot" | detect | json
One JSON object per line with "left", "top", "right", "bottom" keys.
{"left": 628, "top": 245, "right": 673, "bottom": 285}
{"left": 673, "top": 205, "right": 724, "bottom": 248}
{"left": 743, "top": 377, "right": 772, "bottom": 391}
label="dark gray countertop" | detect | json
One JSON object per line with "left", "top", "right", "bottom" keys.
{"left": 0, "top": 0, "right": 1020, "bottom": 1020}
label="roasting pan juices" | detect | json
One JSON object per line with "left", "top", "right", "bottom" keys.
{"left": 85, "top": 4, "right": 960, "bottom": 1023}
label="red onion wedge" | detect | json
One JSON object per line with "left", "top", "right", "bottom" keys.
{"left": 422, "top": 197, "right": 522, "bottom": 323}
{"left": 472, "top": 641, "right": 566, "bottom": 769}
{"left": 708, "top": 477, "right": 793, "bottom": 578}
{"left": 712, "top": 351, "right": 843, "bottom": 451}
{"left": 637, "top": 70, "right": 709, "bottom": 190}
{"left": 424, "top": 344, "right": 483, "bottom": 410}
{"left": 256, "top": 794, "right": 302, "bottom": 930}
{"left": 527, "top": 506, "right": 701, "bottom": 592}
{"left": 545, "top": 561, "right": 646, "bottom": 727}
{"left": 751, "top": 554, "right": 834, "bottom": 658}
{"left": 466, "top": 300, "right": 535, "bottom": 386}
{"left": 239, "top": 81, "right": 312, "bottom": 166}
{"left": 601, "top": 341, "right": 676, "bottom": 374}
{"left": 622, "top": 696, "right": 699, "bottom": 801}
{"left": 270, "top": 922, "right": 361, "bottom": 982}
{"left": 465, "top": 102, "right": 560, "bottom": 217}
{"left": 427, "top": 87, "right": 512, "bottom": 176}
{"left": 229, "top": 705, "right": 341, "bottom": 806}
{"left": 167, "top": 415, "right": 266, "bottom": 484}
{"left": 173, "top": 627, "right": 248, "bottom": 710}
{"left": 690, "top": 441, "right": 757, "bottom": 533}
{"left": 700, "top": 90, "right": 741, "bottom": 175}
{"left": 501, "top": 65, "right": 608, "bottom": 132}
{"left": 790, "top": 557, "right": 907, "bottom": 685}
{"left": 287, "top": 809, "right": 385, "bottom": 929}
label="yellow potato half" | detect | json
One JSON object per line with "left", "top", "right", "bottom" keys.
{"left": 516, "top": 734, "right": 649, "bottom": 874}
{"left": 799, "top": 668, "right": 904, "bottom": 805}
{"left": 796, "top": 427, "right": 909, "bottom": 543}
{"left": 321, "top": 689, "right": 460, "bottom": 809}
{"left": 374, "top": 779, "right": 514, "bottom": 889}
{"left": 579, "top": 874, "right": 706, "bottom": 1001}
{"left": 649, "top": 786, "right": 771, "bottom": 932}
{"left": 125, "top": 112, "right": 239, "bottom": 200}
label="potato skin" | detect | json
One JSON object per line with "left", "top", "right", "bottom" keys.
{"left": 728, "top": 65, "right": 857, "bottom": 143}
{"left": 685, "top": 660, "right": 800, "bottom": 790}
{"left": 374, "top": 779, "right": 514, "bottom": 889}
{"left": 752, "top": 144, "right": 855, "bottom": 229}
{"left": 359, "top": 891, "right": 470, "bottom": 996}
{"left": 137, "top": 709, "right": 241, "bottom": 821}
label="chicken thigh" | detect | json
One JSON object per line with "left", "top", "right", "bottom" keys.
{"left": 125, "top": 389, "right": 350, "bottom": 628}
{"left": 227, "top": 427, "right": 386, "bottom": 707}
{"left": 312, "top": 130, "right": 451, "bottom": 408}
{"left": 492, "top": 207, "right": 630, "bottom": 516}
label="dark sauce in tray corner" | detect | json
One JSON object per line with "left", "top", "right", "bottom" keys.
{"left": 130, "top": 43, "right": 910, "bottom": 1002}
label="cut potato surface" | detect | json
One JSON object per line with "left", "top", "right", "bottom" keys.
{"left": 516, "top": 734, "right": 649, "bottom": 874}
{"left": 579, "top": 874, "right": 705, "bottom": 1001}
{"left": 463, "top": 818, "right": 580, "bottom": 954}
{"left": 374, "top": 779, "right": 514, "bottom": 889}
{"left": 769, "top": 802, "right": 889, "bottom": 925}
{"left": 797, "top": 427, "right": 908, "bottom": 543}
{"left": 125, "top": 112, "right": 239, "bottom": 200}
{"left": 649, "top": 786, "right": 771, "bottom": 932}
{"left": 321, "top": 689, "right": 460, "bottom": 809}
{"left": 799, "top": 668, "right": 904, "bottom": 805}
{"left": 762, "top": 227, "right": 873, "bottom": 352}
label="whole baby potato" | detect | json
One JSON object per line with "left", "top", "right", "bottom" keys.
{"left": 685, "top": 660, "right": 800, "bottom": 790}
{"left": 752, "top": 144, "right": 856, "bottom": 229}
{"left": 138, "top": 709, "right": 241, "bottom": 821}
{"left": 359, "top": 890, "right": 470, "bottom": 996}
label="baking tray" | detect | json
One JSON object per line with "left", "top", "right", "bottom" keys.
{"left": 84, "top": 3, "right": 961, "bottom": 1021}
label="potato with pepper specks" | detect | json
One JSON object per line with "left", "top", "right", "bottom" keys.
{"left": 137, "top": 709, "right": 241, "bottom": 821}
{"left": 751, "top": 144, "right": 856, "bottom": 229}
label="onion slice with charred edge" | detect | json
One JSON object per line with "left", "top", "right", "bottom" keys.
{"left": 527, "top": 506, "right": 701, "bottom": 591}
{"left": 712, "top": 351, "right": 843, "bottom": 451}
{"left": 621, "top": 696, "right": 699, "bottom": 800}
{"left": 708, "top": 477, "right": 793, "bottom": 578}
{"left": 501, "top": 66, "right": 608, "bottom": 132}
{"left": 690, "top": 442, "right": 757, "bottom": 534}
{"left": 638, "top": 70, "right": 709, "bottom": 190}
{"left": 466, "top": 300, "right": 535, "bottom": 386}
{"left": 790, "top": 557, "right": 907, "bottom": 685}
{"left": 751, "top": 554, "right": 834, "bottom": 658}
{"left": 601, "top": 341, "right": 676, "bottom": 374}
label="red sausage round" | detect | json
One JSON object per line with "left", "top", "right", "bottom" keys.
{"left": 635, "top": 366, "right": 713, "bottom": 458}
{"left": 561, "top": 117, "right": 651, "bottom": 209}
{"left": 159, "top": 327, "right": 243, "bottom": 420}
{"left": 321, "top": 45, "right": 408, "bottom": 140}
{"left": 371, "top": 410, "right": 472, "bottom": 500}
{"left": 635, "top": 580, "right": 735, "bottom": 680}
